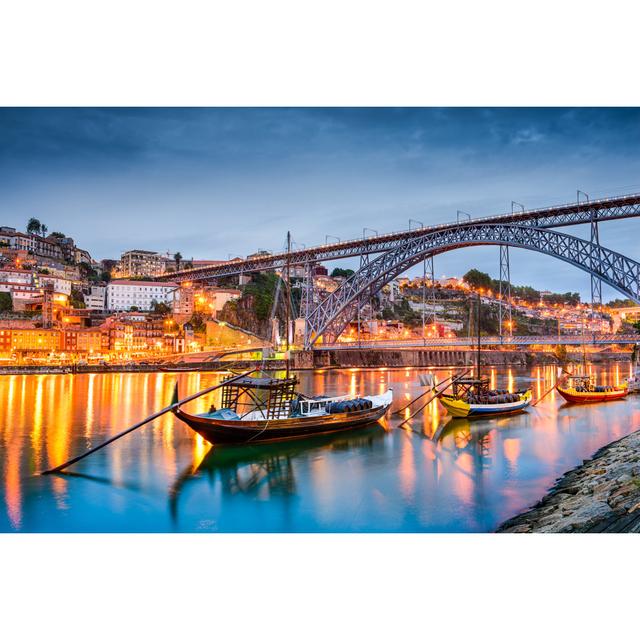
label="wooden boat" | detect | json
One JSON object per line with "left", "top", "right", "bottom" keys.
{"left": 556, "top": 375, "right": 628, "bottom": 404}
{"left": 437, "top": 293, "right": 531, "bottom": 418}
{"left": 172, "top": 374, "right": 393, "bottom": 445}
{"left": 438, "top": 377, "right": 532, "bottom": 418}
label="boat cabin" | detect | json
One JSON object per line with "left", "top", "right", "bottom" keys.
{"left": 220, "top": 375, "right": 298, "bottom": 419}
{"left": 452, "top": 377, "right": 491, "bottom": 398}
{"left": 564, "top": 375, "right": 617, "bottom": 393}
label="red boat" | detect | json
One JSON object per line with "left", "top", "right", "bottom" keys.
{"left": 556, "top": 375, "right": 628, "bottom": 404}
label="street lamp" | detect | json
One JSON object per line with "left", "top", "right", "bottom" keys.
{"left": 363, "top": 227, "right": 378, "bottom": 239}
{"left": 456, "top": 210, "right": 471, "bottom": 224}
{"left": 325, "top": 235, "right": 340, "bottom": 244}
{"left": 409, "top": 219, "right": 424, "bottom": 230}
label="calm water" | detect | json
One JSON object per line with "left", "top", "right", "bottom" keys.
{"left": 0, "top": 363, "right": 638, "bottom": 532}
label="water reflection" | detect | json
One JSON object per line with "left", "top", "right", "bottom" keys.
{"left": 168, "top": 426, "right": 386, "bottom": 526}
{"left": 1, "top": 364, "right": 640, "bottom": 532}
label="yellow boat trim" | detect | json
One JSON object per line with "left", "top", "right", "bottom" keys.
{"left": 439, "top": 389, "right": 532, "bottom": 418}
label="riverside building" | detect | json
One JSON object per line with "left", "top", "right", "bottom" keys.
{"left": 105, "top": 280, "right": 178, "bottom": 311}
{"left": 113, "top": 250, "right": 166, "bottom": 278}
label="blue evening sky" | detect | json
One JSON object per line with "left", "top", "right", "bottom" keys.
{"left": 1, "top": 107, "right": 640, "bottom": 300}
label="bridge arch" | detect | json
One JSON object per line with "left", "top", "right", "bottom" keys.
{"left": 305, "top": 223, "right": 640, "bottom": 347}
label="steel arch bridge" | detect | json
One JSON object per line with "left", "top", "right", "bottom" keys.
{"left": 158, "top": 192, "right": 640, "bottom": 283}
{"left": 304, "top": 223, "right": 640, "bottom": 347}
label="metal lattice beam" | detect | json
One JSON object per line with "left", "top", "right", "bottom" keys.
{"left": 303, "top": 223, "right": 640, "bottom": 347}
{"left": 498, "top": 245, "right": 512, "bottom": 339}
{"left": 159, "top": 192, "right": 640, "bottom": 283}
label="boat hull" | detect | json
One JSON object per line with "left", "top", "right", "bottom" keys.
{"left": 439, "top": 390, "right": 532, "bottom": 418}
{"left": 174, "top": 402, "right": 391, "bottom": 445}
{"left": 556, "top": 386, "right": 628, "bottom": 403}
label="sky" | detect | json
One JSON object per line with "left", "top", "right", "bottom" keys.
{"left": 1, "top": 107, "right": 640, "bottom": 300}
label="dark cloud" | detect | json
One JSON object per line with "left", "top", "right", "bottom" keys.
{"left": 0, "top": 107, "right": 639, "bottom": 299}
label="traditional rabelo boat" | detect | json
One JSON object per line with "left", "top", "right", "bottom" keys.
{"left": 171, "top": 374, "right": 393, "bottom": 445}
{"left": 556, "top": 374, "right": 628, "bottom": 404}
{"left": 438, "top": 377, "right": 532, "bottom": 418}
{"left": 437, "top": 293, "right": 532, "bottom": 418}
{"left": 171, "top": 233, "right": 393, "bottom": 445}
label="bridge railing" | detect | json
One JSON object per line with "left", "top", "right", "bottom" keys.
{"left": 318, "top": 334, "right": 640, "bottom": 349}
{"left": 161, "top": 191, "right": 640, "bottom": 280}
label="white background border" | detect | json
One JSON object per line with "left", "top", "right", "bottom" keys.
{"left": 2, "top": 1, "right": 640, "bottom": 638}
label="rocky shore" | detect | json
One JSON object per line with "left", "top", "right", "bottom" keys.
{"left": 498, "top": 429, "right": 640, "bottom": 533}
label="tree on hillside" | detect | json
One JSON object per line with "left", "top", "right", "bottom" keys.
{"left": 27, "top": 218, "right": 42, "bottom": 235}
{"left": 609, "top": 298, "right": 636, "bottom": 308}
{"left": 463, "top": 269, "right": 494, "bottom": 291}
{"left": 0, "top": 292, "right": 12, "bottom": 312}
{"left": 40, "top": 224, "right": 48, "bottom": 237}
{"left": 50, "top": 231, "right": 66, "bottom": 239}
{"left": 78, "top": 262, "right": 101, "bottom": 283}
{"left": 173, "top": 251, "right": 183, "bottom": 271}
{"left": 151, "top": 301, "right": 172, "bottom": 316}
{"left": 69, "top": 288, "right": 86, "bottom": 309}
{"left": 331, "top": 268, "right": 355, "bottom": 279}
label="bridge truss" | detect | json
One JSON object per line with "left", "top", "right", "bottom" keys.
{"left": 158, "top": 192, "right": 640, "bottom": 283}
{"left": 155, "top": 192, "right": 640, "bottom": 348}
{"left": 304, "top": 223, "right": 640, "bottom": 347}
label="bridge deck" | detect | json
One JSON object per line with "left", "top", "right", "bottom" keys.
{"left": 158, "top": 192, "right": 640, "bottom": 282}
{"left": 316, "top": 334, "right": 639, "bottom": 349}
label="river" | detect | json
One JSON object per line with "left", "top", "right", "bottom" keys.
{"left": 0, "top": 363, "right": 638, "bottom": 532}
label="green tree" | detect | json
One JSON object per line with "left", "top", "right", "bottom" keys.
{"left": 554, "top": 344, "right": 568, "bottom": 364}
{"left": 331, "top": 268, "right": 355, "bottom": 279}
{"left": 41, "top": 224, "right": 48, "bottom": 237}
{"left": 173, "top": 251, "right": 183, "bottom": 271}
{"left": 78, "top": 262, "right": 96, "bottom": 281}
{"left": 0, "top": 292, "right": 12, "bottom": 312}
{"left": 188, "top": 311, "right": 207, "bottom": 333}
{"left": 27, "top": 217, "right": 42, "bottom": 235}
{"left": 69, "top": 288, "right": 86, "bottom": 309}
{"left": 462, "top": 269, "right": 494, "bottom": 291}
{"left": 151, "top": 300, "right": 172, "bottom": 316}
{"left": 50, "top": 231, "right": 66, "bottom": 239}
{"left": 609, "top": 298, "right": 636, "bottom": 308}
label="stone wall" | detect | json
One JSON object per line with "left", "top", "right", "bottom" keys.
{"left": 291, "top": 348, "right": 527, "bottom": 370}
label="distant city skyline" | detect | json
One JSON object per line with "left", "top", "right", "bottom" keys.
{"left": 1, "top": 107, "right": 640, "bottom": 300}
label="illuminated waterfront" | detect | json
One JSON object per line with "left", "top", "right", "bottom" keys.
{"left": 0, "top": 363, "right": 638, "bottom": 532}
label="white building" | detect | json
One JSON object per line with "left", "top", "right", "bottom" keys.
{"left": 106, "top": 280, "right": 178, "bottom": 311}
{"left": 37, "top": 274, "right": 72, "bottom": 296}
{"left": 0, "top": 267, "right": 33, "bottom": 287}
{"left": 84, "top": 285, "right": 107, "bottom": 310}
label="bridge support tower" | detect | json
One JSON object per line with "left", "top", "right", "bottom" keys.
{"left": 499, "top": 245, "right": 512, "bottom": 339}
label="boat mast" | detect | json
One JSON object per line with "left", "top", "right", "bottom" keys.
{"left": 476, "top": 291, "right": 481, "bottom": 381}
{"left": 581, "top": 308, "right": 587, "bottom": 375}
{"left": 285, "top": 230, "right": 291, "bottom": 378}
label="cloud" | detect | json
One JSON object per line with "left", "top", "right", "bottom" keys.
{"left": 511, "top": 127, "right": 545, "bottom": 144}
{"left": 1, "top": 107, "right": 640, "bottom": 300}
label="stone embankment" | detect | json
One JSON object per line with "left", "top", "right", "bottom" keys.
{"left": 498, "top": 430, "right": 640, "bottom": 533}
{"left": 292, "top": 348, "right": 527, "bottom": 370}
